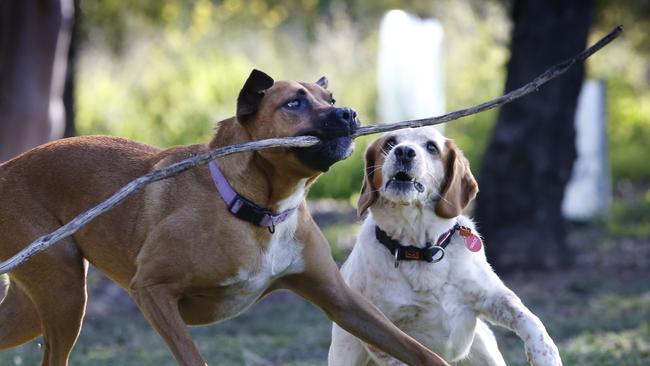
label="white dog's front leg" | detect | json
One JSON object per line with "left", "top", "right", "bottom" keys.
{"left": 329, "top": 323, "right": 370, "bottom": 366}
{"left": 366, "top": 344, "right": 407, "bottom": 366}
{"left": 480, "top": 291, "right": 562, "bottom": 366}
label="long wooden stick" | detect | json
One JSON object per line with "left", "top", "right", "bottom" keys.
{"left": 0, "top": 26, "right": 622, "bottom": 274}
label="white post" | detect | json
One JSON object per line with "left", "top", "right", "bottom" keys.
{"left": 562, "top": 79, "right": 611, "bottom": 221}
{"left": 377, "top": 10, "right": 445, "bottom": 128}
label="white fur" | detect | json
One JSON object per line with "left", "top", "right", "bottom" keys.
{"left": 214, "top": 183, "right": 306, "bottom": 319}
{"left": 329, "top": 127, "right": 561, "bottom": 366}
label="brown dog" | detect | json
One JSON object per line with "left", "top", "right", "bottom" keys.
{"left": 0, "top": 70, "right": 448, "bottom": 366}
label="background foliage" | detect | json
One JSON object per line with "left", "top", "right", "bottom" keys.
{"left": 2, "top": 2, "right": 647, "bottom": 365}
{"left": 75, "top": 0, "right": 650, "bottom": 199}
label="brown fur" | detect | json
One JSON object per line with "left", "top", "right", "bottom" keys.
{"left": 357, "top": 135, "right": 389, "bottom": 217}
{"left": 0, "top": 71, "right": 448, "bottom": 366}
{"left": 434, "top": 140, "right": 478, "bottom": 219}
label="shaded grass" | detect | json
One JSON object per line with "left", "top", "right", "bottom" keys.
{"left": 4, "top": 266, "right": 648, "bottom": 366}
{"left": 5, "top": 292, "right": 332, "bottom": 366}
{"left": 493, "top": 273, "right": 650, "bottom": 366}
{"left": 2, "top": 213, "right": 649, "bottom": 365}
{"left": 605, "top": 189, "right": 650, "bottom": 237}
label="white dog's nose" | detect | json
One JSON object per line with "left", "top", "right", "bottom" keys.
{"left": 394, "top": 145, "right": 416, "bottom": 163}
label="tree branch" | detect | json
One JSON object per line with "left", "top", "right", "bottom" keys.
{"left": 0, "top": 26, "right": 622, "bottom": 274}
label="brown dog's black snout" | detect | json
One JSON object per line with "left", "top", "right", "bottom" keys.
{"left": 336, "top": 107, "right": 358, "bottom": 126}
{"left": 395, "top": 145, "right": 416, "bottom": 163}
{"left": 317, "top": 107, "right": 359, "bottom": 138}
{"left": 333, "top": 107, "right": 359, "bottom": 135}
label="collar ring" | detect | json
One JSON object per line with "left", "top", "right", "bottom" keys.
{"left": 430, "top": 246, "right": 445, "bottom": 263}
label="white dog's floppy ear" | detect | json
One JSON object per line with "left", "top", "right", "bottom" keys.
{"left": 315, "top": 76, "right": 328, "bottom": 89}
{"left": 357, "top": 137, "right": 385, "bottom": 217}
{"left": 435, "top": 140, "right": 479, "bottom": 219}
{"left": 237, "top": 69, "right": 275, "bottom": 118}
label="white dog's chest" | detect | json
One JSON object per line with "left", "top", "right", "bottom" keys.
{"left": 341, "top": 218, "right": 486, "bottom": 361}
{"left": 373, "top": 278, "right": 479, "bottom": 361}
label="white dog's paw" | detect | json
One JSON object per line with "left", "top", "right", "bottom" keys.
{"left": 525, "top": 337, "right": 562, "bottom": 366}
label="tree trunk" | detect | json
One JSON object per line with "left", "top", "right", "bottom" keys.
{"left": 0, "top": 0, "right": 74, "bottom": 162}
{"left": 63, "top": 0, "right": 79, "bottom": 138}
{"left": 474, "top": 0, "right": 594, "bottom": 272}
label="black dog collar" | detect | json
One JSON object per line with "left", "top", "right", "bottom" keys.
{"left": 375, "top": 224, "right": 461, "bottom": 268}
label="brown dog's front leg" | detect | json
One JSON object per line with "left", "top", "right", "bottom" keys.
{"left": 131, "top": 283, "right": 207, "bottom": 366}
{"left": 282, "top": 272, "right": 449, "bottom": 366}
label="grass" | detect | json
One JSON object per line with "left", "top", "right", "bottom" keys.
{"left": 492, "top": 274, "right": 650, "bottom": 366}
{"left": 605, "top": 188, "right": 650, "bottom": 238}
{"left": 4, "top": 252, "right": 648, "bottom": 365}
{"left": 5, "top": 269, "right": 648, "bottom": 365}
{"left": 321, "top": 223, "right": 359, "bottom": 262}
{"left": 5, "top": 292, "right": 332, "bottom": 366}
{"left": 2, "top": 198, "right": 649, "bottom": 365}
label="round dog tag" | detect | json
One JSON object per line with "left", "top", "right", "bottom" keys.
{"left": 464, "top": 234, "right": 482, "bottom": 252}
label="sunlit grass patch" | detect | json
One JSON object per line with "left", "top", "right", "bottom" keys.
{"left": 493, "top": 272, "right": 650, "bottom": 366}
{"left": 321, "top": 223, "right": 359, "bottom": 262}
{"left": 562, "top": 325, "right": 650, "bottom": 366}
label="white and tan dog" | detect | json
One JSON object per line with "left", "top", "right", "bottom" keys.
{"left": 329, "top": 127, "right": 562, "bottom": 366}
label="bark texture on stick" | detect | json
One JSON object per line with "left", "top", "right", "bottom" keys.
{"left": 475, "top": 0, "right": 595, "bottom": 272}
{"left": 0, "top": 26, "right": 621, "bottom": 275}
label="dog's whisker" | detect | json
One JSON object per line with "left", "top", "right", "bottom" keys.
{"left": 365, "top": 165, "right": 384, "bottom": 177}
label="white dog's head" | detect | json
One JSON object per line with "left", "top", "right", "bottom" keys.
{"left": 358, "top": 127, "right": 478, "bottom": 219}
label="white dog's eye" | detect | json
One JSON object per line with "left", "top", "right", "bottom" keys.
{"left": 385, "top": 137, "right": 397, "bottom": 150}
{"left": 426, "top": 141, "right": 438, "bottom": 155}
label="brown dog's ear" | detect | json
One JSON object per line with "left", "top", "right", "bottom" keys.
{"left": 435, "top": 140, "right": 479, "bottom": 219}
{"left": 315, "top": 76, "right": 328, "bottom": 89}
{"left": 237, "top": 69, "right": 275, "bottom": 118}
{"left": 357, "top": 138, "right": 385, "bottom": 217}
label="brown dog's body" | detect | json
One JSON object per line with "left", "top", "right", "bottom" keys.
{"left": 0, "top": 71, "right": 448, "bottom": 365}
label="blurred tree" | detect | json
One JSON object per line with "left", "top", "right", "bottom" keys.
{"left": 63, "top": 0, "right": 80, "bottom": 138}
{"left": 474, "top": 0, "right": 594, "bottom": 272}
{"left": 0, "top": 0, "right": 74, "bottom": 162}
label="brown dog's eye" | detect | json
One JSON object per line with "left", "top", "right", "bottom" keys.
{"left": 426, "top": 141, "right": 438, "bottom": 155}
{"left": 330, "top": 98, "right": 336, "bottom": 105}
{"left": 385, "top": 137, "right": 397, "bottom": 150}
{"left": 284, "top": 99, "right": 301, "bottom": 109}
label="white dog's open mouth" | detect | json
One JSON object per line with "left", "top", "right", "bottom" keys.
{"left": 386, "top": 171, "right": 425, "bottom": 193}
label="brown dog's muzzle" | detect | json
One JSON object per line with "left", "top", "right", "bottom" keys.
{"left": 333, "top": 107, "right": 359, "bottom": 135}
{"left": 294, "top": 107, "right": 359, "bottom": 172}
{"left": 308, "top": 107, "right": 359, "bottom": 139}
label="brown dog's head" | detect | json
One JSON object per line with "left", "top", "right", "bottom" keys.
{"left": 236, "top": 69, "right": 359, "bottom": 174}
{"left": 357, "top": 127, "right": 478, "bottom": 218}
